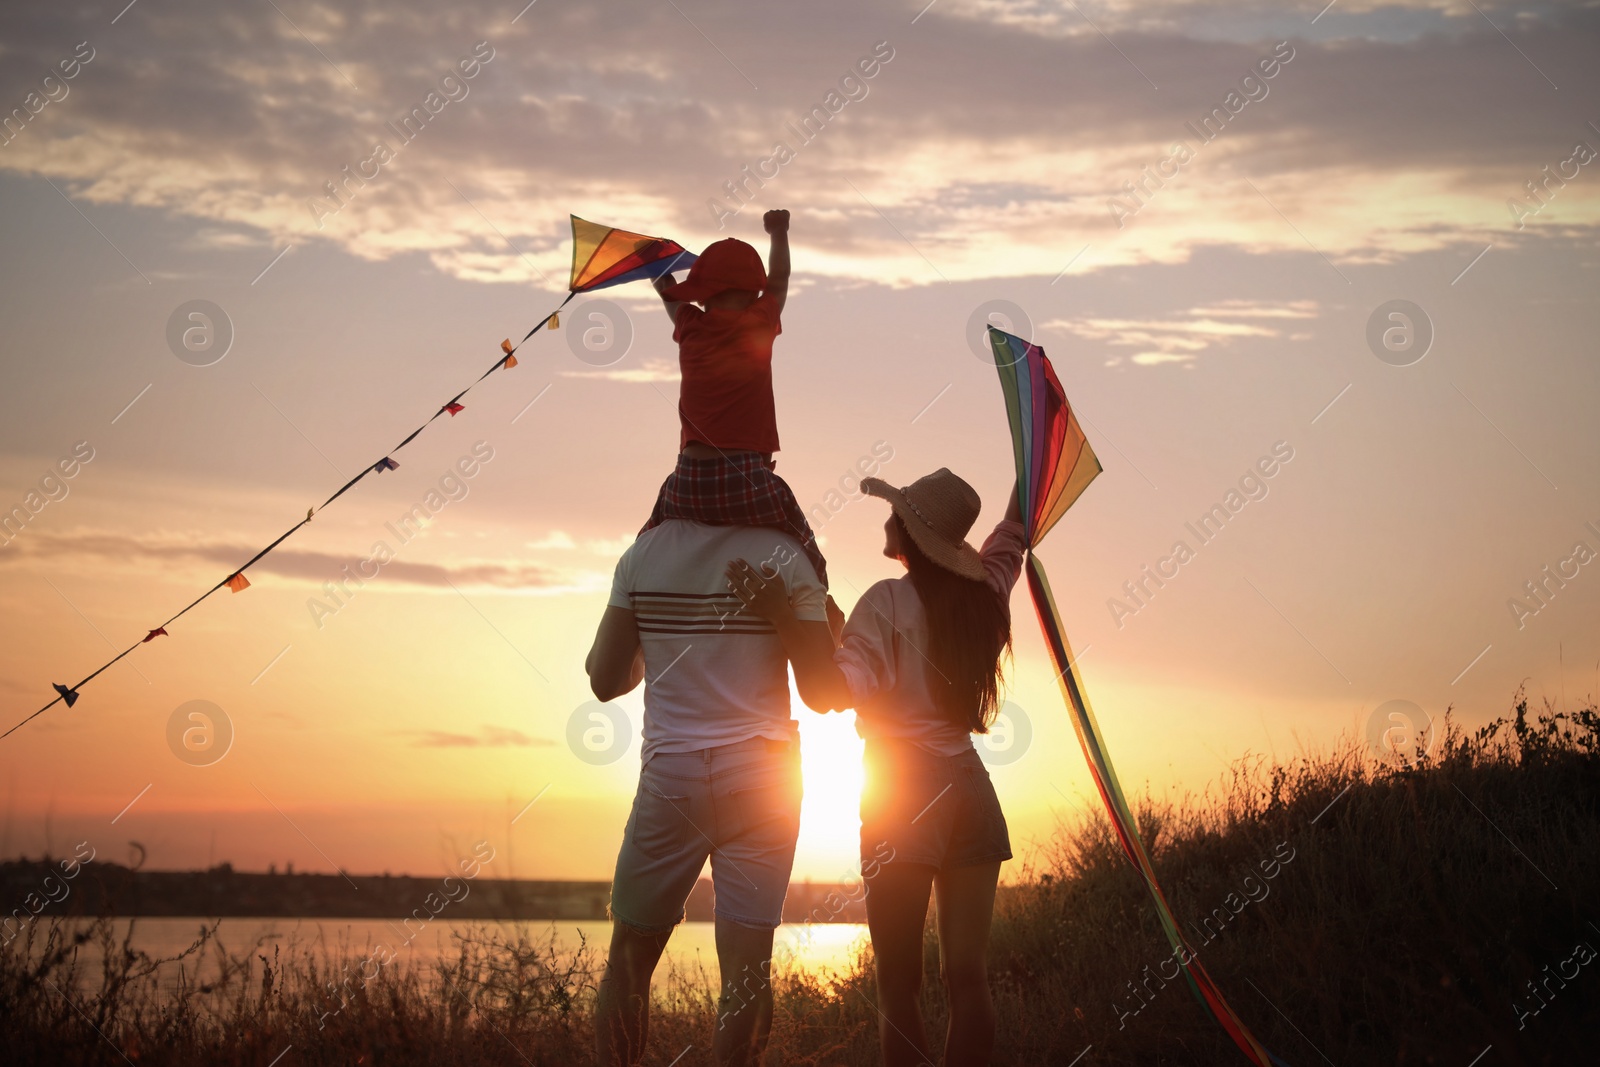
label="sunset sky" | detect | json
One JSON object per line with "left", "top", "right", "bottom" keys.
{"left": 1, "top": 0, "right": 1597, "bottom": 886}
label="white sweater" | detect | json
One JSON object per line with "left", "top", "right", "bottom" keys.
{"left": 834, "top": 519, "right": 1027, "bottom": 756}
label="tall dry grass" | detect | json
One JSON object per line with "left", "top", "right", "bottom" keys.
{"left": 3, "top": 690, "right": 1596, "bottom": 1065}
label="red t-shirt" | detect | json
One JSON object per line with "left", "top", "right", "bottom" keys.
{"left": 673, "top": 293, "right": 782, "bottom": 454}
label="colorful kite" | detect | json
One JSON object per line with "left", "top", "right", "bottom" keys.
{"left": 989, "top": 325, "right": 1102, "bottom": 541}
{"left": 990, "top": 326, "right": 1286, "bottom": 1067}
{"left": 4, "top": 216, "right": 699, "bottom": 741}
{"left": 570, "top": 215, "right": 697, "bottom": 293}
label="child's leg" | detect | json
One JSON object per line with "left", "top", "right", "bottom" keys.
{"left": 637, "top": 466, "right": 677, "bottom": 537}
{"left": 639, "top": 455, "right": 830, "bottom": 589}
{"left": 762, "top": 469, "right": 829, "bottom": 589}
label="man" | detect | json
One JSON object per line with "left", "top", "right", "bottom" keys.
{"left": 587, "top": 511, "right": 832, "bottom": 1067}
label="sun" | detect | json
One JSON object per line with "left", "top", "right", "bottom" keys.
{"left": 793, "top": 693, "right": 866, "bottom": 874}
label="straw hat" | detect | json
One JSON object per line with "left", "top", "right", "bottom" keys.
{"left": 861, "top": 468, "right": 986, "bottom": 581}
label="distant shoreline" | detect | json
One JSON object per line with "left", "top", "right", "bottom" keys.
{"left": 1, "top": 859, "right": 868, "bottom": 925}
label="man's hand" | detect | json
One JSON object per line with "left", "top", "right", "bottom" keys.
{"left": 725, "top": 559, "right": 793, "bottom": 623}
{"left": 653, "top": 273, "right": 676, "bottom": 293}
{"left": 763, "top": 209, "right": 789, "bottom": 235}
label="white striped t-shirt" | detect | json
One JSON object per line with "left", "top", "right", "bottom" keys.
{"left": 608, "top": 520, "right": 828, "bottom": 761}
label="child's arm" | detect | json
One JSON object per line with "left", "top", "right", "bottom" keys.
{"left": 763, "top": 209, "right": 790, "bottom": 315}
{"left": 653, "top": 274, "right": 686, "bottom": 325}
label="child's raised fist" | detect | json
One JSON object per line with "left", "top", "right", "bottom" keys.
{"left": 763, "top": 209, "right": 790, "bottom": 234}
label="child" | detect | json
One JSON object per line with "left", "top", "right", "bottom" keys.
{"left": 639, "top": 209, "right": 832, "bottom": 594}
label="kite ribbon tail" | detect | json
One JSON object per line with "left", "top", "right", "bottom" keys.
{"left": 1, "top": 516, "right": 321, "bottom": 741}
{"left": 228, "top": 516, "right": 313, "bottom": 580}
{"left": 1, "top": 694, "right": 66, "bottom": 741}
{"left": 515, "top": 292, "right": 577, "bottom": 348}
{"left": 320, "top": 467, "right": 372, "bottom": 511}
{"left": 1024, "top": 551, "right": 1283, "bottom": 1067}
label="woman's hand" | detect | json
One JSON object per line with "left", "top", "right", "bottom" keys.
{"left": 725, "top": 558, "right": 793, "bottom": 623}
{"left": 727, "top": 559, "right": 851, "bottom": 713}
{"left": 1005, "top": 480, "right": 1022, "bottom": 524}
{"left": 825, "top": 594, "right": 846, "bottom": 645}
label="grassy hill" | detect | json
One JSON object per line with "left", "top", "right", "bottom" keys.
{"left": 3, "top": 690, "right": 1596, "bottom": 1065}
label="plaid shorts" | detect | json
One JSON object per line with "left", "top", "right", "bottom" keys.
{"left": 640, "top": 451, "right": 828, "bottom": 588}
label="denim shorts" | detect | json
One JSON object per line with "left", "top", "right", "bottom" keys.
{"left": 610, "top": 735, "right": 802, "bottom": 933}
{"left": 859, "top": 737, "right": 1012, "bottom": 871}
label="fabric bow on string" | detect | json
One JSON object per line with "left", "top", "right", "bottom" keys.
{"left": 4, "top": 217, "right": 698, "bottom": 741}
{"left": 989, "top": 325, "right": 1288, "bottom": 1067}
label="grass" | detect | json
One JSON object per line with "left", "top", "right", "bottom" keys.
{"left": 3, "top": 689, "right": 1597, "bottom": 1065}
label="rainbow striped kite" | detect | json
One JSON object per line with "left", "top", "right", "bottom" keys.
{"left": 497, "top": 216, "right": 698, "bottom": 343}
{"left": 989, "top": 326, "right": 1286, "bottom": 1066}
{"left": 569, "top": 215, "right": 697, "bottom": 292}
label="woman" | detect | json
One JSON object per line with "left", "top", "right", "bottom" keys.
{"left": 725, "top": 467, "right": 1024, "bottom": 1067}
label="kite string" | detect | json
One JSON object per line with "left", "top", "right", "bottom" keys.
{"left": 992, "top": 321, "right": 1281, "bottom": 1064}
{"left": 11, "top": 218, "right": 692, "bottom": 739}
{"left": 1026, "top": 550, "right": 1281, "bottom": 1067}
{"left": 316, "top": 293, "right": 573, "bottom": 513}
{"left": 2, "top": 296, "right": 572, "bottom": 740}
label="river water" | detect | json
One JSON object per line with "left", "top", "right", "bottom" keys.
{"left": 34, "top": 916, "right": 871, "bottom": 993}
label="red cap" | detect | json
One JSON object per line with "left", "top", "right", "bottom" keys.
{"left": 661, "top": 238, "right": 767, "bottom": 302}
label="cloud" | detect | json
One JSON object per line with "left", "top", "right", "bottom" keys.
{"left": 523, "top": 531, "right": 637, "bottom": 555}
{"left": 1, "top": 1, "right": 1596, "bottom": 285}
{"left": 407, "top": 725, "right": 554, "bottom": 748}
{"left": 1184, "top": 299, "right": 1317, "bottom": 320}
{"left": 918, "top": 0, "right": 1475, "bottom": 40}
{"left": 1044, "top": 298, "right": 1318, "bottom": 365}
{"left": 523, "top": 531, "right": 578, "bottom": 550}
{"left": 559, "top": 359, "right": 680, "bottom": 383}
{"left": 1126, "top": 351, "right": 1198, "bottom": 366}
{"left": 583, "top": 535, "right": 638, "bottom": 557}
{"left": 0, "top": 528, "right": 572, "bottom": 592}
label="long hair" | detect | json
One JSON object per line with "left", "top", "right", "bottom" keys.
{"left": 893, "top": 513, "right": 1013, "bottom": 732}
